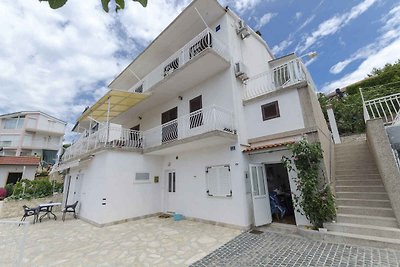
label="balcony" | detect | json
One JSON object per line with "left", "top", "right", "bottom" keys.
{"left": 62, "top": 106, "right": 236, "bottom": 161}
{"left": 62, "top": 127, "right": 142, "bottom": 162}
{"left": 143, "top": 106, "right": 236, "bottom": 154}
{"left": 121, "top": 28, "right": 230, "bottom": 107}
{"left": 243, "top": 58, "right": 308, "bottom": 101}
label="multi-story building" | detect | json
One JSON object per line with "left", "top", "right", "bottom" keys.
{"left": 0, "top": 111, "right": 66, "bottom": 164}
{"left": 56, "top": 0, "right": 333, "bottom": 229}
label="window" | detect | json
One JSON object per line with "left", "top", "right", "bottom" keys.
{"left": 261, "top": 101, "right": 280, "bottom": 121}
{"left": 3, "top": 117, "right": 24, "bottom": 129}
{"left": 189, "top": 95, "right": 203, "bottom": 128}
{"left": 135, "top": 172, "right": 150, "bottom": 182}
{"left": 168, "top": 172, "right": 176, "bottom": 192}
{"left": 205, "top": 165, "right": 232, "bottom": 197}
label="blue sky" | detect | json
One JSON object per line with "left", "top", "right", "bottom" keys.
{"left": 0, "top": 0, "right": 399, "bottom": 135}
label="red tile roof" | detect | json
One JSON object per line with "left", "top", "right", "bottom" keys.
{"left": 0, "top": 156, "right": 40, "bottom": 166}
{"left": 243, "top": 141, "right": 295, "bottom": 152}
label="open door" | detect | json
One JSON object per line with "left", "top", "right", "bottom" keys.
{"left": 249, "top": 164, "right": 272, "bottom": 226}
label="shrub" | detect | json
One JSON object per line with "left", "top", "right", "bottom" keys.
{"left": 282, "top": 139, "right": 336, "bottom": 229}
{"left": 7, "top": 179, "right": 54, "bottom": 200}
{"left": 0, "top": 188, "right": 6, "bottom": 200}
{"left": 5, "top": 183, "right": 14, "bottom": 197}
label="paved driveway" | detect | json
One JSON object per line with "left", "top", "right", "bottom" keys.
{"left": 192, "top": 229, "right": 400, "bottom": 267}
{"left": 0, "top": 214, "right": 240, "bottom": 267}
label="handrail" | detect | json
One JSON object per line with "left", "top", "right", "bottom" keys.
{"left": 128, "top": 28, "right": 228, "bottom": 93}
{"left": 244, "top": 58, "right": 307, "bottom": 101}
{"left": 361, "top": 89, "right": 400, "bottom": 125}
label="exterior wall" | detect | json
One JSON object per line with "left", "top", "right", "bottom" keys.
{"left": 67, "top": 150, "right": 163, "bottom": 225}
{"left": 0, "top": 165, "right": 37, "bottom": 187}
{"left": 160, "top": 144, "right": 251, "bottom": 228}
{"left": 248, "top": 149, "right": 311, "bottom": 226}
{"left": 366, "top": 119, "right": 400, "bottom": 227}
{"left": 243, "top": 88, "right": 305, "bottom": 140}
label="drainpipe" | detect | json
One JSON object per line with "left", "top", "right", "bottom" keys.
{"left": 326, "top": 104, "right": 341, "bottom": 144}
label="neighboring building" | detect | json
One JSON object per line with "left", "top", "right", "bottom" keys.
{"left": 56, "top": 0, "right": 333, "bottom": 229}
{"left": 0, "top": 111, "right": 66, "bottom": 165}
{"left": 0, "top": 156, "right": 40, "bottom": 187}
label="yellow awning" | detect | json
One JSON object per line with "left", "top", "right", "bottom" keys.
{"left": 78, "top": 89, "right": 149, "bottom": 123}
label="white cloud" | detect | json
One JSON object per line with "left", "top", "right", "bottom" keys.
{"left": 220, "top": 0, "right": 269, "bottom": 14}
{"left": 296, "top": 0, "right": 377, "bottom": 53}
{"left": 254, "top": 12, "right": 277, "bottom": 29}
{"left": 272, "top": 39, "right": 293, "bottom": 55}
{"left": 0, "top": 0, "right": 190, "bottom": 140}
{"left": 329, "top": 4, "right": 400, "bottom": 75}
{"left": 295, "top": 12, "right": 302, "bottom": 20}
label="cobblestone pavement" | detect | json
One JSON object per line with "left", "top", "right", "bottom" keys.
{"left": 0, "top": 215, "right": 240, "bottom": 267}
{"left": 191, "top": 230, "right": 400, "bottom": 267}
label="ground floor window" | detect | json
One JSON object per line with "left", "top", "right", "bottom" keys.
{"left": 6, "top": 172, "right": 23, "bottom": 185}
{"left": 168, "top": 172, "right": 176, "bottom": 193}
{"left": 205, "top": 165, "right": 232, "bottom": 197}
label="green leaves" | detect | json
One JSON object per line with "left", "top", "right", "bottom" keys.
{"left": 40, "top": 0, "right": 148, "bottom": 11}
{"left": 40, "top": 0, "right": 68, "bottom": 9}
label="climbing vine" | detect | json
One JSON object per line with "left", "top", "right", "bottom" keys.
{"left": 282, "top": 139, "right": 336, "bottom": 229}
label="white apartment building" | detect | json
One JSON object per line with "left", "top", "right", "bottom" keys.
{"left": 0, "top": 111, "right": 66, "bottom": 164}
{"left": 56, "top": 0, "right": 333, "bottom": 229}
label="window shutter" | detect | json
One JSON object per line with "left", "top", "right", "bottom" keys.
{"left": 206, "top": 165, "right": 232, "bottom": 197}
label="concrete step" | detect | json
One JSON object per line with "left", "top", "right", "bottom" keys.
{"left": 336, "top": 198, "right": 391, "bottom": 208}
{"left": 336, "top": 180, "right": 383, "bottom": 186}
{"left": 324, "top": 222, "right": 400, "bottom": 239}
{"left": 336, "top": 214, "right": 398, "bottom": 228}
{"left": 335, "top": 141, "right": 367, "bottom": 148}
{"left": 335, "top": 174, "right": 382, "bottom": 180}
{"left": 336, "top": 169, "right": 380, "bottom": 176}
{"left": 338, "top": 206, "right": 395, "bottom": 218}
{"left": 336, "top": 186, "right": 386, "bottom": 193}
{"left": 336, "top": 192, "right": 389, "bottom": 200}
{"left": 335, "top": 153, "right": 373, "bottom": 159}
{"left": 335, "top": 162, "right": 377, "bottom": 168}
{"left": 322, "top": 230, "right": 400, "bottom": 250}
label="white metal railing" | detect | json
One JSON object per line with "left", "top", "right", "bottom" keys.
{"left": 143, "top": 106, "right": 235, "bottom": 149}
{"left": 62, "top": 126, "right": 143, "bottom": 161}
{"left": 0, "top": 220, "right": 28, "bottom": 267}
{"left": 243, "top": 58, "right": 307, "bottom": 100}
{"left": 129, "top": 28, "right": 229, "bottom": 93}
{"left": 361, "top": 91, "right": 400, "bottom": 125}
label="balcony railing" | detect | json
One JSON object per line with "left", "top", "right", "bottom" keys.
{"left": 61, "top": 106, "right": 235, "bottom": 161}
{"left": 243, "top": 58, "right": 307, "bottom": 101}
{"left": 62, "top": 127, "right": 142, "bottom": 161}
{"left": 129, "top": 28, "right": 229, "bottom": 93}
{"left": 143, "top": 106, "right": 235, "bottom": 149}
{"left": 361, "top": 91, "right": 400, "bottom": 125}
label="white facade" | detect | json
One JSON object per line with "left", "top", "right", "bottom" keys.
{"left": 0, "top": 111, "right": 66, "bottom": 164}
{"left": 60, "top": 0, "right": 332, "bottom": 229}
{"left": 0, "top": 165, "right": 37, "bottom": 187}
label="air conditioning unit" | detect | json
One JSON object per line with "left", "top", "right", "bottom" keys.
{"left": 234, "top": 62, "right": 249, "bottom": 81}
{"left": 236, "top": 20, "right": 250, "bottom": 40}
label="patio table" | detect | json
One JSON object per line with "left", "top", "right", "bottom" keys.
{"left": 38, "top": 202, "right": 62, "bottom": 222}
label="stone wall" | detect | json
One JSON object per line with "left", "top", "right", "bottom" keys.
{"left": 0, "top": 194, "right": 63, "bottom": 219}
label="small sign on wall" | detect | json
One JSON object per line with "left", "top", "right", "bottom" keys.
{"left": 154, "top": 176, "right": 159, "bottom": 183}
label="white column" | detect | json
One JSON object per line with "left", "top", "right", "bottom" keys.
{"left": 326, "top": 104, "right": 341, "bottom": 144}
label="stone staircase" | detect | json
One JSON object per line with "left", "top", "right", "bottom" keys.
{"left": 324, "top": 140, "right": 400, "bottom": 249}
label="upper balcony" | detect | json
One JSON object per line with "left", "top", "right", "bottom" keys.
{"left": 25, "top": 117, "right": 65, "bottom": 135}
{"left": 243, "top": 57, "right": 310, "bottom": 102}
{"left": 62, "top": 105, "right": 236, "bottom": 161}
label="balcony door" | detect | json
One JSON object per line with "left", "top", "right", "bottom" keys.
{"left": 190, "top": 95, "right": 203, "bottom": 129}
{"left": 161, "top": 107, "right": 178, "bottom": 143}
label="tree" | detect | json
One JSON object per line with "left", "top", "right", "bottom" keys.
{"left": 319, "top": 60, "right": 400, "bottom": 135}
{"left": 39, "top": 0, "right": 148, "bottom": 12}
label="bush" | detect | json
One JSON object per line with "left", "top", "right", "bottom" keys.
{"left": 0, "top": 188, "right": 6, "bottom": 200}
{"left": 282, "top": 139, "right": 336, "bottom": 229}
{"left": 7, "top": 179, "right": 54, "bottom": 200}
{"left": 5, "top": 183, "right": 14, "bottom": 197}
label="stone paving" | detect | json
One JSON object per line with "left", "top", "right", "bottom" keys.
{"left": 191, "top": 230, "right": 400, "bottom": 267}
{"left": 0, "top": 214, "right": 241, "bottom": 267}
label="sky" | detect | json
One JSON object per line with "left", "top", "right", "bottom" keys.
{"left": 0, "top": 0, "right": 399, "bottom": 135}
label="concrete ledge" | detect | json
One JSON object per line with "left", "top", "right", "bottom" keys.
{"left": 184, "top": 216, "right": 249, "bottom": 231}
{"left": 78, "top": 213, "right": 162, "bottom": 228}
{"left": 248, "top": 126, "right": 317, "bottom": 144}
{"left": 366, "top": 119, "right": 400, "bottom": 227}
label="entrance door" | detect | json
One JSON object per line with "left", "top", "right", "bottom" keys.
{"left": 73, "top": 173, "right": 83, "bottom": 204}
{"left": 164, "top": 170, "right": 177, "bottom": 212}
{"left": 161, "top": 107, "right": 178, "bottom": 143}
{"left": 249, "top": 164, "right": 272, "bottom": 226}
